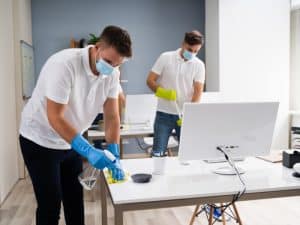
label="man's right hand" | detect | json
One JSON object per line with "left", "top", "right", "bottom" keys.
{"left": 155, "top": 87, "right": 177, "bottom": 101}
{"left": 86, "top": 148, "right": 114, "bottom": 169}
{"left": 71, "top": 134, "right": 117, "bottom": 170}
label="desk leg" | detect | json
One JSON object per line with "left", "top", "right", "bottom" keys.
{"left": 114, "top": 206, "right": 123, "bottom": 225}
{"left": 100, "top": 172, "right": 107, "bottom": 225}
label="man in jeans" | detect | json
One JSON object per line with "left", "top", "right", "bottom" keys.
{"left": 19, "top": 26, "right": 132, "bottom": 225}
{"left": 146, "top": 30, "right": 205, "bottom": 156}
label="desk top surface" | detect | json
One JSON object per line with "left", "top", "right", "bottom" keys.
{"left": 105, "top": 157, "right": 300, "bottom": 204}
{"left": 88, "top": 125, "right": 153, "bottom": 138}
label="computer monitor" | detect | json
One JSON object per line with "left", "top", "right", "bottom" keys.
{"left": 124, "top": 94, "right": 157, "bottom": 126}
{"left": 178, "top": 102, "right": 279, "bottom": 172}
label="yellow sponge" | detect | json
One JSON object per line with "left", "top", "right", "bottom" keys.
{"left": 104, "top": 170, "right": 129, "bottom": 184}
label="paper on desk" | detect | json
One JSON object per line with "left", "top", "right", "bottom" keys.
{"left": 256, "top": 150, "right": 283, "bottom": 163}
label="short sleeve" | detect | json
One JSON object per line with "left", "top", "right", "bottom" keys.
{"left": 151, "top": 53, "right": 168, "bottom": 75}
{"left": 118, "top": 83, "right": 123, "bottom": 93}
{"left": 194, "top": 61, "right": 206, "bottom": 84}
{"left": 107, "top": 71, "right": 120, "bottom": 99}
{"left": 45, "top": 60, "right": 73, "bottom": 104}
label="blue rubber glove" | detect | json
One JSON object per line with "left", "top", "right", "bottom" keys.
{"left": 71, "top": 134, "right": 114, "bottom": 170}
{"left": 107, "top": 144, "right": 124, "bottom": 180}
{"left": 107, "top": 143, "right": 120, "bottom": 159}
{"left": 109, "top": 160, "right": 125, "bottom": 180}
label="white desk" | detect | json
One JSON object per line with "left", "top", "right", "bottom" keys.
{"left": 88, "top": 126, "right": 153, "bottom": 158}
{"left": 88, "top": 127, "right": 153, "bottom": 141}
{"left": 100, "top": 157, "right": 300, "bottom": 225}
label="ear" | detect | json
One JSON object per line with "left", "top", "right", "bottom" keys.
{"left": 95, "top": 42, "right": 101, "bottom": 49}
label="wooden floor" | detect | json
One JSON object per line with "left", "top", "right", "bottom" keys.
{"left": 1, "top": 178, "right": 300, "bottom": 225}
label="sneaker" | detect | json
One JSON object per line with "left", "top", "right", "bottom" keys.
{"left": 152, "top": 151, "right": 167, "bottom": 157}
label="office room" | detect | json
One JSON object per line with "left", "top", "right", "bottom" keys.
{"left": 1, "top": 0, "right": 300, "bottom": 224}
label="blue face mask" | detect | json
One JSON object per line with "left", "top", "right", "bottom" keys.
{"left": 96, "top": 59, "right": 114, "bottom": 75}
{"left": 183, "top": 49, "right": 196, "bottom": 61}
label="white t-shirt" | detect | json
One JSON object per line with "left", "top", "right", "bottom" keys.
{"left": 19, "top": 46, "right": 120, "bottom": 149}
{"left": 151, "top": 48, "right": 205, "bottom": 115}
{"left": 118, "top": 83, "right": 123, "bottom": 93}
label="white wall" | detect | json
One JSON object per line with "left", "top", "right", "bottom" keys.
{"left": 290, "top": 9, "right": 300, "bottom": 111}
{"left": 205, "top": 0, "right": 220, "bottom": 92}
{"left": 0, "top": 0, "right": 19, "bottom": 204}
{"left": 292, "top": 0, "right": 300, "bottom": 10}
{"left": 13, "top": 0, "right": 33, "bottom": 179}
{"left": 0, "top": 0, "right": 32, "bottom": 204}
{"left": 202, "top": 0, "right": 290, "bottom": 149}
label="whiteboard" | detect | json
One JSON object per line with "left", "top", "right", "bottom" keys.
{"left": 20, "top": 40, "right": 35, "bottom": 99}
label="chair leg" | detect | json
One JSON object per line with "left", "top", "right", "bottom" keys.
{"left": 220, "top": 203, "right": 226, "bottom": 225}
{"left": 232, "top": 203, "right": 243, "bottom": 225}
{"left": 167, "top": 148, "right": 173, "bottom": 156}
{"left": 189, "top": 204, "right": 200, "bottom": 225}
{"left": 208, "top": 206, "right": 213, "bottom": 225}
{"left": 189, "top": 203, "right": 242, "bottom": 225}
{"left": 146, "top": 146, "right": 152, "bottom": 158}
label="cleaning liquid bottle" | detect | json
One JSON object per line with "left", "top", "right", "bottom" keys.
{"left": 78, "top": 149, "right": 116, "bottom": 190}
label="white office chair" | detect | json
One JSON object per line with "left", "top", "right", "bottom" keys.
{"left": 143, "top": 136, "right": 178, "bottom": 156}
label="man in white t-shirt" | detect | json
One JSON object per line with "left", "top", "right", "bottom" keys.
{"left": 147, "top": 30, "right": 205, "bottom": 156}
{"left": 19, "top": 26, "right": 132, "bottom": 225}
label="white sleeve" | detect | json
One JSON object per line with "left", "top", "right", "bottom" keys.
{"left": 118, "top": 83, "right": 123, "bottom": 93}
{"left": 107, "top": 71, "right": 120, "bottom": 99}
{"left": 151, "top": 53, "right": 167, "bottom": 75}
{"left": 45, "top": 60, "right": 73, "bottom": 104}
{"left": 194, "top": 62, "right": 206, "bottom": 84}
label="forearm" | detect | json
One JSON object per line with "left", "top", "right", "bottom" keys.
{"left": 48, "top": 116, "right": 78, "bottom": 143}
{"left": 118, "top": 92, "right": 126, "bottom": 120}
{"left": 146, "top": 72, "right": 160, "bottom": 93}
{"left": 191, "top": 91, "right": 202, "bottom": 102}
{"left": 104, "top": 114, "right": 120, "bottom": 144}
{"left": 191, "top": 82, "right": 203, "bottom": 102}
{"left": 147, "top": 79, "right": 159, "bottom": 93}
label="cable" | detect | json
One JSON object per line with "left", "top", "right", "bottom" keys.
{"left": 207, "top": 146, "right": 246, "bottom": 214}
{"left": 194, "top": 146, "right": 246, "bottom": 224}
{"left": 216, "top": 146, "right": 246, "bottom": 200}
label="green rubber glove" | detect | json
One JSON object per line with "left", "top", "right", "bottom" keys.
{"left": 155, "top": 87, "right": 177, "bottom": 101}
{"left": 176, "top": 118, "right": 182, "bottom": 126}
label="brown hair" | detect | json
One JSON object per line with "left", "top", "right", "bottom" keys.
{"left": 99, "top": 25, "right": 132, "bottom": 57}
{"left": 184, "top": 30, "right": 204, "bottom": 46}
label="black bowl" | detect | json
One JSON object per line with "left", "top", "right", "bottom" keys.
{"left": 131, "top": 173, "right": 152, "bottom": 183}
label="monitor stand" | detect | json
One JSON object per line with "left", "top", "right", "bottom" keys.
{"left": 179, "top": 160, "right": 190, "bottom": 166}
{"left": 204, "top": 157, "right": 245, "bottom": 163}
{"left": 213, "top": 166, "right": 245, "bottom": 175}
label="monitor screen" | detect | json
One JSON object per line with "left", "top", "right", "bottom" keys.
{"left": 178, "top": 102, "right": 279, "bottom": 161}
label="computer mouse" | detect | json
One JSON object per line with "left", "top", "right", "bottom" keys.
{"left": 292, "top": 163, "right": 300, "bottom": 178}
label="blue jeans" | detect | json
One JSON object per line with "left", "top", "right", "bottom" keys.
{"left": 153, "top": 111, "right": 181, "bottom": 155}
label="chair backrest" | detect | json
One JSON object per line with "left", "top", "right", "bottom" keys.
{"left": 124, "top": 94, "right": 157, "bottom": 125}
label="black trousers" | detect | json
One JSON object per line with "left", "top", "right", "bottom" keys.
{"left": 19, "top": 135, "right": 84, "bottom": 225}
